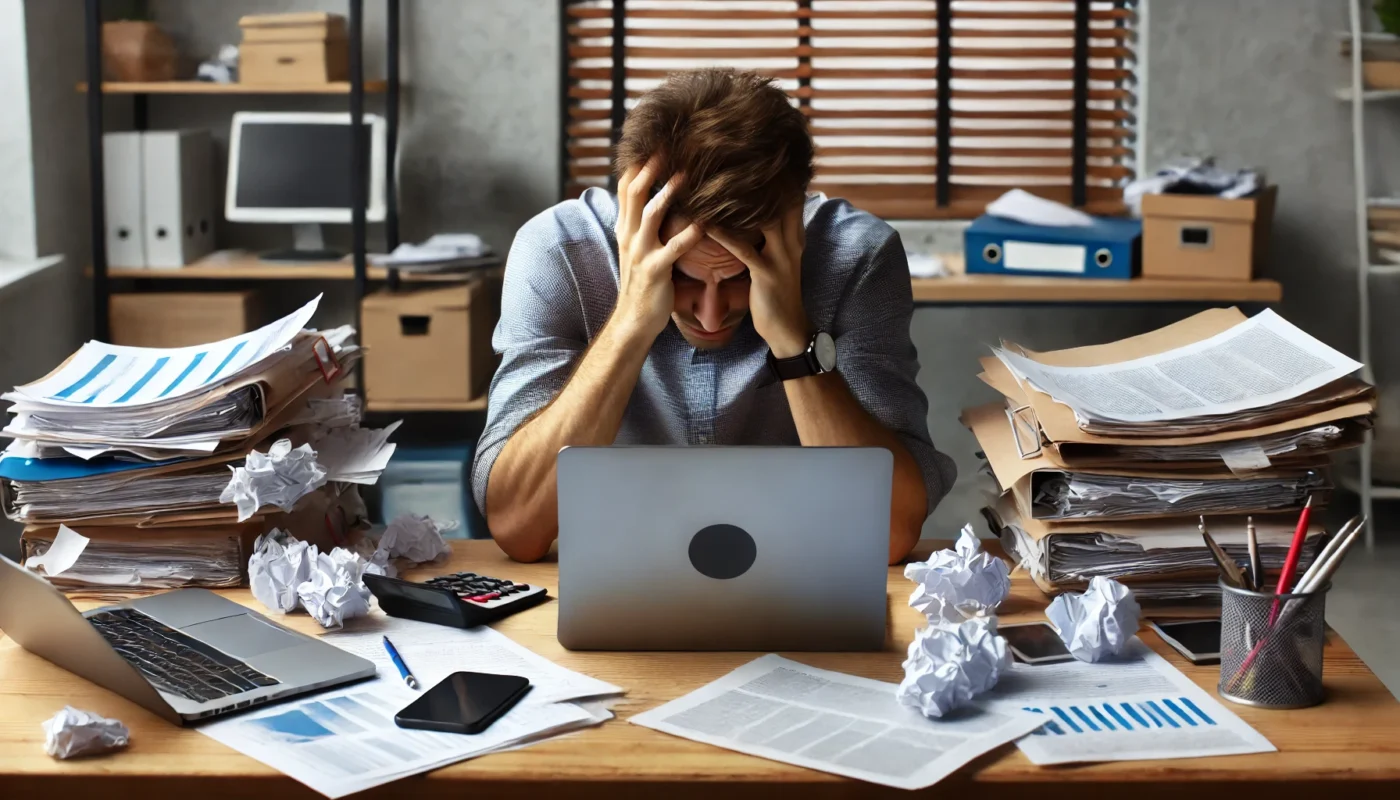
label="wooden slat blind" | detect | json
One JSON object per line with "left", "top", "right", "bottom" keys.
{"left": 562, "top": 0, "right": 1138, "bottom": 220}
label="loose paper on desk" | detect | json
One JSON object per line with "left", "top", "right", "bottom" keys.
{"left": 630, "top": 654, "right": 1043, "bottom": 790}
{"left": 982, "top": 638, "right": 1274, "bottom": 764}
{"left": 42, "top": 706, "right": 129, "bottom": 759}
{"left": 1045, "top": 576, "right": 1141, "bottom": 662}
{"left": 995, "top": 309, "right": 1363, "bottom": 424}
{"left": 23, "top": 524, "right": 88, "bottom": 577}
{"left": 8, "top": 295, "right": 319, "bottom": 407}
{"left": 905, "top": 525, "right": 1011, "bottom": 623}
{"left": 200, "top": 616, "right": 621, "bottom": 798}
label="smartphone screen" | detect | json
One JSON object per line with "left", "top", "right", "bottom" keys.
{"left": 395, "top": 671, "right": 531, "bottom": 735}
{"left": 1150, "top": 619, "right": 1221, "bottom": 663}
{"left": 1000, "top": 622, "right": 1075, "bottom": 664}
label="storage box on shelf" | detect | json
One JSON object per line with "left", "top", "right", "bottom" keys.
{"left": 110, "top": 291, "right": 261, "bottom": 348}
{"left": 1141, "top": 186, "right": 1276, "bottom": 281}
{"left": 239, "top": 12, "right": 349, "bottom": 85}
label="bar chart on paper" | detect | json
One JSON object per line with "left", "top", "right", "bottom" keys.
{"left": 1022, "top": 696, "right": 1216, "bottom": 736}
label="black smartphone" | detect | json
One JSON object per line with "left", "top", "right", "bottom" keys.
{"left": 394, "top": 671, "right": 532, "bottom": 735}
{"left": 1000, "top": 622, "right": 1075, "bottom": 665}
{"left": 1148, "top": 619, "right": 1221, "bottom": 664}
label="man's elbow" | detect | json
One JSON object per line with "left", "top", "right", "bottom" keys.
{"left": 488, "top": 516, "right": 554, "bottom": 563}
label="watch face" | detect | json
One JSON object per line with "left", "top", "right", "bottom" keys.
{"left": 813, "top": 331, "right": 837, "bottom": 372}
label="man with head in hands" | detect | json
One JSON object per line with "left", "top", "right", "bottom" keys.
{"left": 471, "top": 68, "right": 956, "bottom": 564}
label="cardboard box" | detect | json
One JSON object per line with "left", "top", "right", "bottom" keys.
{"left": 239, "top": 13, "right": 348, "bottom": 84}
{"left": 1140, "top": 185, "right": 1276, "bottom": 281}
{"left": 110, "top": 291, "right": 260, "bottom": 348}
{"left": 362, "top": 278, "right": 501, "bottom": 406}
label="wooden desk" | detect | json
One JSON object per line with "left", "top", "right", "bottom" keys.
{"left": 2, "top": 541, "right": 1397, "bottom": 799}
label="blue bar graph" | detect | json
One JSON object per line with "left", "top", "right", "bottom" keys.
{"left": 1023, "top": 698, "right": 1218, "bottom": 736}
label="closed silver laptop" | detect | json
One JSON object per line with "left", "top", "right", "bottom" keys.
{"left": 557, "top": 447, "right": 892, "bottom": 651}
{"left": 0, "top": 555, "right": 375, "bottom": 725}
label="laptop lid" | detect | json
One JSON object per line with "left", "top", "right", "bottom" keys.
{"left": 0, "top": 555, "right": 180, "bottom": 724}
{"left": 556, "top": 446, "right": 892, "bottom": 651}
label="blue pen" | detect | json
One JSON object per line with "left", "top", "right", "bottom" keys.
{"left": 382, "top": 636, "right": 419, "bottom": 690}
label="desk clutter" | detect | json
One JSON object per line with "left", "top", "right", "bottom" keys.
{"left": 0, "top": 295, "right": 400, "bottom": 593}
{"left": 971, "top": 306, "right": 1374, "bottom": 610}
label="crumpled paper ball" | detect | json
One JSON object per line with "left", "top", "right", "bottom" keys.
{"left": 220, "top": 439, "right": 328, "bottom": 522}
{"left": 904, "top": 525, "right": 1012, "bottom": 623}
{"left": 295, "top": 546, "right": 388, "bottom": 630}
{"left": 1045, "top": 576, "right": 1142, "bottom": 662}
{"left": 42, "top": 706, "right": 129, "bottom": 759}
{"left": 248, "top": 531, "right": 313, "bottom": 613}
{"left": 377, "top": 514, "right": 453, "bottom": 564}
{"left": 897, "top": 617, "right": 1012, "bottom": 718}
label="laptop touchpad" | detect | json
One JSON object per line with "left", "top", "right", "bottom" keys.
{"left": 182, "top": 613, "right": 304, "bottom": 658}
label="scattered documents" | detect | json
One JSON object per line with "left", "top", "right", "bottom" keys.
{"left": 370, "top": 233, "right": 499, "bottom": 272}
{"left": 994, "top": 310, "right": 1363, "bottom": 427}
{"left": 201, "top": 615, "right": 620, "bottom": 798}
{"left": 986, "top": 188, "right": 1095, "bottom": 227}
{"left": 42, "top": 706, "right": 130, "bottom": 759}
{"left": 631, "top": 654, "right": 1042, "bottom": 790}
{"left": 22, "top": 524, "right": 245, "bottom": 589}
{"left": 375, "top": 514, "right": 452, "bottom": 564}
{"left": 1045, "top": 577, "right": 1141, "bottom": 662}
{"left": 904, "top": 526, "right": 1011, "bottom": 623}
{"left": 898, "top": 618, "right": 1011, "bottom": 718}
{"left": 249, "top": 531, "right": 312, "bottom": 613}
{"left": 984, "top": 638, "right": 1274, "bottom": 764}
{"left": 248, "top": 530, "right": 387, "bottom": 629}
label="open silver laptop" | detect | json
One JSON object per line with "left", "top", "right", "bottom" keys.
{"left": 557, "top": 447, "right": 892, "bottom": 651}
{"left": 0, "top": 555, "right": 375, "bottom": 725}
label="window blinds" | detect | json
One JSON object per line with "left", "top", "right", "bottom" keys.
{"left": 563, "top": 0, "right": 1137, "bottom": 220}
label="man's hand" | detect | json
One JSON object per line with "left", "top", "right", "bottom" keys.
{"left": 710, "top": 203, "right": 809, "bottom": 357}
{"left": 613, "top": 157, "right": 704, "bottom": 341}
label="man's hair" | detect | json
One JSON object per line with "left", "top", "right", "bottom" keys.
{"left": 615, "top": 68, "right": 814, "bottom": 234}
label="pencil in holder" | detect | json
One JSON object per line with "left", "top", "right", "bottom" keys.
{"left": 1217, "top": 579, "right": 1328, "bottom": 709}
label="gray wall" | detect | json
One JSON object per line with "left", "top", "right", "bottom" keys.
{"left": 134, "top": 0, "right": 1390, "bottom": 536}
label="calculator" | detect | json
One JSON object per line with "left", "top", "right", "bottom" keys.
{"left": 363, "top": 571, "right": 549, "bottom": 628}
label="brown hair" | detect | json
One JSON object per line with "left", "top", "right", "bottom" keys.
{"left": 615, "top": 68, "right": 814, "bottom": 234}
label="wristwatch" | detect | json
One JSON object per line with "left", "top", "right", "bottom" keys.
{"left": 767, "top": 331, "right": 837, "bottom": 381}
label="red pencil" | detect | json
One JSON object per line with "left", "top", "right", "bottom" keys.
{"left": 1275, "top": 495, "right": 1314, "bottom": 596}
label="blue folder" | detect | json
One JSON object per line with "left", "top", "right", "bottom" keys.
{"left": 964, "top": 215, "right": 1142, "bottom": 280}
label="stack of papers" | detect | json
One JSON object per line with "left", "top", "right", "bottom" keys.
{"left": 966, "top": 307, "right": 1373, "bottom": 608}
{"left": 0, "top": 296, "right": 400, "bottom": 592}
{"left": 370, "top": 233, "right": 501, "bottom": 272}
{"left": 202, "top": 616, "right": 622, "bottom": 798}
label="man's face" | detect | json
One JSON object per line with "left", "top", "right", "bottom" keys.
{"left": 660, "top": 214, "right": 754, "bottom": 350}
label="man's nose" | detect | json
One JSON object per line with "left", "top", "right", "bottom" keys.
{"left": 694, "top": 283, "right": 729, "bottom": 332}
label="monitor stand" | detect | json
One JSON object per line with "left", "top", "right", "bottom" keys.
{"left": 259, "top": 224, "right": 344, "bottom": 263}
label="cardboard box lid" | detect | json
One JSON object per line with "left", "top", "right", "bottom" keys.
{"left": 239, "top": 11, "right": 344, "bottom": 28}
{"left": 362, "top": 283, "right": 479, "bottom": 315}
{"left": 1141, "top": 185, "right": 1277, "bottom": 223}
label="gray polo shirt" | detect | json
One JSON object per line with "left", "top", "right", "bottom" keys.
{"left": 471, "top": 188, "right": 955, "bottom": 520}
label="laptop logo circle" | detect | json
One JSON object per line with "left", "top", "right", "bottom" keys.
{"left": 688, "top": 524, "right": 757, "bottom": 580}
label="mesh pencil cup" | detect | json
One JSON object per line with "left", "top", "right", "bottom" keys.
{"left": 1217, "top": 580, "right": 1329, "bottom": 709}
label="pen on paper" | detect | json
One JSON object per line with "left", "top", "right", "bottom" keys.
{"left": 383, "top": 635, "right": 419, "bottom": 690}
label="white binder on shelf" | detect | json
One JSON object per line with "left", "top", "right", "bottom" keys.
{"left": 142, "top": 130, "right": 216, "bottom": 268}
{"left": 103, "top": 132, "right": 145, "bottom": 267}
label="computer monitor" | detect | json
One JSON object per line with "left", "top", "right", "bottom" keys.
{"left": 225, "top": 111, "right": 387, "bottom": 262}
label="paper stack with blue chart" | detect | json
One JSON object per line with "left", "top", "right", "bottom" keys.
{"left": 965, "top": 307, "right": 1374, "bottom": 610}
{"left": 0, "top": 295, "right": 399, "bottom": 593}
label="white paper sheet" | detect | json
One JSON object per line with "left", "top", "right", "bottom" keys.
{"left": 986, "top": 188, "right": 1096, "bottom": 227}
{"left": 200, "top": 615, "right": 622, "bottom": 798}
{"left": 982, "top": 638, "right": 1275, "bottom": 764}
{"left": 10, "top": 295, "right": 319, "bottom": 408}
{"left": 320, "top": 615, "right": 622, "bottom": 705}
{"left": 995, "top": 309, "right": 1363, "bottom": 424}
{"left": 23, "top": 524, "right": 89, "bottom": 577}
{"left": 630, "top": 654, "right": 1043, "bottom": 790}
{"left": 200, "top": 679, "right": 601, "bottom": 798}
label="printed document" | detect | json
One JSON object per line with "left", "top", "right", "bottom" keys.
{"left": 996, "top": 309, "right": 1363, "bottom": 424}
{"left": 630, "top": 654, "right": 1044, "bottom": 790}
{"left": 982, "top": 638, "right": 1275, "bottom": 764}
{"left": 200, "top": 616, "right": 622, "bottom": 798}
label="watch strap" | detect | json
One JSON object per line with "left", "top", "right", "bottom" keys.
{"left": 768, "top": 349, "right": 818, "bottom": 381}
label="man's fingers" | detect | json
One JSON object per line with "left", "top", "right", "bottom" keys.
{"left": 640, "top": 173, "right": 685, "bottom": 242}
{"left": 662, "top": 222, "right": 705, "bottom": 262}
{"left": 708, "top": 229, "right": 763, "bottom": 271}
{"left": 619, "top": 155, "right": 662, "bottom": 239}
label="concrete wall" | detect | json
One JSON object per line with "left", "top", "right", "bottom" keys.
{"left": 136, "top": 0, "right": 1392, "bottom": 536}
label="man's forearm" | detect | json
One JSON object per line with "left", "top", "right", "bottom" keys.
{"left": 486, "top": 318, "right": 653, "bottom": 561}
{"left": 783, "top": 373, "right": 929, "bottom": 564}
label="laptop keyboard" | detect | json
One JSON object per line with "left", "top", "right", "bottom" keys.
{"left": 88, "top": 608, "right": 280, "bottom": 703}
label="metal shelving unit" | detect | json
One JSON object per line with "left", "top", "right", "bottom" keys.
{"left": 1342, "top": 0, "right": 1400, "bottom": 550}
{"left": 81, "top": 0, "right": 403, "bottom": 350}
